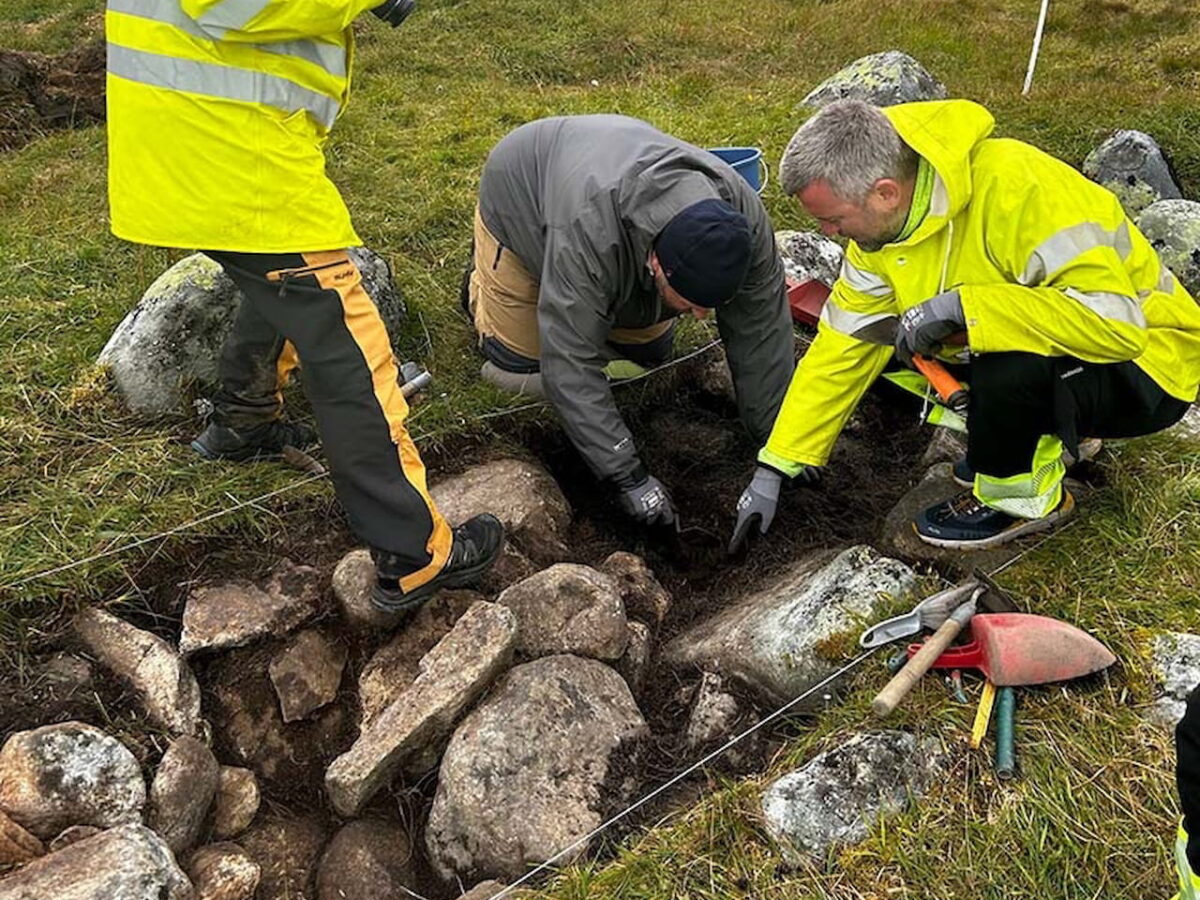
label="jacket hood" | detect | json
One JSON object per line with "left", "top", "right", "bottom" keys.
{"left": 883, "top": 99, "right": 995, "bottom": 240}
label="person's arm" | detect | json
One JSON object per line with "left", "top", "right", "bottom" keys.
{"left": 180, "top": 0, "right": 381, "bottom": 42}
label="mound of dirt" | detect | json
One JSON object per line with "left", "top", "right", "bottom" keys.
{"left": 1, "top": 40, "right": 105, "bottom": 152}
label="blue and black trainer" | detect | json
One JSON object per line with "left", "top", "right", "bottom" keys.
{"left": 914, "top": 489, "right": 1076, "bottom": 550}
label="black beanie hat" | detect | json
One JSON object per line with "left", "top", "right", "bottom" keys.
{"left": 654, "top": 198, "right": 753, "bottom": 308}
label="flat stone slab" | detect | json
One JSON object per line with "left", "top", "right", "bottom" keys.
{"left": 180, "top": 559, "right": 322, "bottom": 655}
{"left": 325, "top": 601, "right": 518, "bottom": 816}
{"left": 664, "top": 545, "right": 916, "bottom": 705}
{"left": 74, "top": 607, "right": 202, "bottom": 736}
{"left": 0, "top": 823, "right": 191, "bottom": 900}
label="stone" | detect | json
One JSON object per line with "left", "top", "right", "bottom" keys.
{"left": 0, "top": 809, "right": 43, "bottom": 868}
{"left": 775, "top": 230, "right": 844, "bottom": 287}
{"left": 0, "top": 823, "right": 191, "bottom": 900}
{"left": 694, "top": 347, "right": 737, "bottom": 405}
{"left": 425, "top": 654, "right": 648, "bottom": 884}
{"left": 357, "top": 590, "right": 483, "bottom": 728}
{"left": 919, "top": 426, "right": 967, "bottom": 470}
{"left": 268, "top": 629, "right": 347, "bottom": 723}
{"left": 147, "top": 735, "right": 220, "bottom": 856}
{"left": 35, "top": 653, "right": 93, "bottom": 695}
{"left": 73, "top": 607, "right": 203, "bottom": 736}
{"left": 615, "top": 621, "right": 652, "bottom": 697}
{"left": 1138, "top": 199, "right": 1200, "bottom": 297}
{"left": 187, "top": 843, "right": 260, "bottom": 900}
{"left": 458, "top": 882, "right": 531, "bottom": 900}
{"left": 331, "top": 549, "right": 404, "bottom": 631}
{"left": 239, "top": 814, "right": 327, "bottom": 900}
{"left": 326, "top": 601, "right": 518, "bottom": 817}
{"left": 685, "top": 672, "right": 745, "bottom": 749}
{"left": 1083, "top": 130, "right": 1182, "bottom": 218}
{"left": 480, "top": 542, "right": 540, "bottom": 594}
{"left": 0, "top": 722, "right": 145, "bottom": 840}
{"left": 99, "top": 248, "right": 404, "bottom": 417}
{"left": 211, "top": 767, "right": 259, "bottom": 840}
{"left": 762, "top": 731, "right": 945, "bottom": 864}
{"left": 315, "top": 820, "right": 421, "bottom": 900}
{"left": 497, "top": 564, "right": 629, "bottom": 661}
{"left": 1150, "top": 632, "right": 1200, "bottom": 725}
{"left": 878, "top": 463, "right": 1021, "bottom": 575}
{"left": 802, "top": 51, "right": 947, "bottom": 109}
{"left": 1170, "top": 405, "right": 1200, "bottom": 443}
{"left": 180, "top": 558, "right": 322, "bottom": 655}
{"left": 598, "top": 552, "right": 672, "bottom": 630}
{"left": 430, "top": 459, "right": 572, "bottom": 564}
{"left": 663, "top": 546, "right": 916, "bottom": 705}
{"left": 46, "top": 825, "right": 100, "bottom": 853}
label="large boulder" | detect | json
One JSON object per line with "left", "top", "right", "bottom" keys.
{"left": 430, "top": 459, "right": 572, "bottom": 565}
{"left": 802, "top": 51, "right": 947, "bottom": 109}
{"left": 0, "top": 722, "right": 145, "bottom": 840}
{"left": 315, "top": 820, "right": 422, "bottom": 900}
{"left": 775, "top": 230, "right": 843, "bottom": 287}
{"left": 1138, "top": 199, "right": 1200, "bottom": 297}
{"left": 497, "top": 564, "right": 629, "bottom": 661}
{"left": 761, "top": 730, "right": 945, "bottom": 864}
{"left": 147, "top": 735, "right": 220, "bottom": 856}
{"left": 180, "top": 559, "right": 322, "bottom": 656}
{"left": 425, "top": 654, "right": 647, "bottom": 884}
{"left": 98, "top": 248, "right": 405, "bottom": 417}
{"left": 0, "top": 824, "right": 191, "bottom": 900}
{"left": 663, "top": 546, "right": 916, "bottom": 705}
{"left": 1083, "top": 130, "right": 1182, "bottom": 218}
{"left": 1150, "top": 632, "right": 1200, "bottom": 725}
{"left": 268, "top": 629, "right": 347, "bottom": 723}
{"left": 326, "top": 602, "right": 518, "bottom": 817}
{"left": 73, "top": 607, "right": 203, "bottom": 736}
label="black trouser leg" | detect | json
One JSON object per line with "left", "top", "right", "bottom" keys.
{"left": 1179, "top": 688, "right": 1200, "bottom": 872}
{"left": 204, "top": 249, "right": 452, "bottom": 586}
{"left": 210, "top": 278, "right": 291, "bottom": 429}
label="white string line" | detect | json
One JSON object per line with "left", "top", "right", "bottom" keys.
{"left": 1021, "top": 0, "right": 1051, "bottom": 96}
{"left": 1, "top": 339, "right": 725, "bottom": 591}
{"left": 484, "top": 647, "right": 882, "bottom": 900}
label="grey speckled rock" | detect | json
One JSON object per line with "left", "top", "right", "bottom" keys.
{"left": 73, "top": 607, "right": 203, "bottom": 736}
{"left": 0, "top": 823, "right": 191, "bottom": 900}
{"left": 802, "top": 51, "right": 947, "bottom": 109}
{"left": 1138, "top": 199, "right": 1200, "bottom": 297}
{"left": 0, "top": 722, "right": 145, "bottom": 840}
{"left": 1083, "top": 130, "right": 1181, "bottom": 218}
{"left": 425, "top": 655, "right": 648, "bottom": 884}
{"left": 148, "top": 736, "right": 219, "bottom": 856}
{"left": 1150, "top": 632, "right": 1200, "bottom": 725}
{"left": 497, "top": 564, "right": 628, "bottom": 661}
{"left": 775, "top": 230, "right": 844, "bottom": 287}
{"left": 762, "top": 731, "right": 945, "bottom": 864}
{"left": 325, "top": 602, "right": 518, "bottom": 817}
{"left": 99, "top": 248, "right": 404, "bottom": 417}
{"left": 430, "top": 459, "right": 572, "bottom": 565}
{"left": 663, "top": 546, "right": 916, "bottom": 705}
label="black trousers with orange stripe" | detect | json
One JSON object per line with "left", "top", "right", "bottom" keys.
{"left": 205, "top": 249, "right": 452, "bottom": 591}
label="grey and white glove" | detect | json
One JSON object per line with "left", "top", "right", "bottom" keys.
{"left": 616, "top": 472, "right": 677, "bottom": 526}
{"left": 894, "top": 289, "right": 965, "bottom": 368}
{"left": 728, "top": 465, "right": 820, "bottom": 553}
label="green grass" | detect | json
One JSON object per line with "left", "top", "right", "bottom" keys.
{"left": 3, "top": 0, "right": 1200, "bottom": 896}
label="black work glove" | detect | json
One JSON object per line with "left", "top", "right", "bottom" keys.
{"left": 614, "top": 467, "right": 676, "bottom": 527}
{"left": 371, "top": 0, "right": 416, "bottom": 26}
{"left": 894, "top": 289, "right": 965, "bottom": 369}
{"left": 727, "top": 464, "right": 820, "bottom": 554}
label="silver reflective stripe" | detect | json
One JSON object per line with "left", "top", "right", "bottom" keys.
{"left": 1020, "top": 221, "right": 1132, "bottom": 285}
{"left": 193, "top": 0, "right": 270, "bottom": 30}
{"left": 1159, "top": 266, "right": 1177, "bottom": 294}
{"left": 930, "top": 172, "right": 950, "bottom": 217}
{"left": 839, "top": 258, "right": 892, "bottom": 298}
{"left": 107, "top": 0, "right": 346, "bottom": 77}
{"left": 1062, "top": 287, "right": 1146, "bottom": 328}
{"left": 107, "top": 42, "right": 339, "bottom": 127}
{"left": 820, "top": 299, "right": 896, "bottom": 341}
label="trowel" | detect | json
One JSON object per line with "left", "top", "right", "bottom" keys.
{"left": 859, "top": 571, "right": 1020, "bottom": 650}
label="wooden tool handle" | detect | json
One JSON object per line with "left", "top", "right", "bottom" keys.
{"left": 872, "top": 613, "right": 969, "bottom": 717}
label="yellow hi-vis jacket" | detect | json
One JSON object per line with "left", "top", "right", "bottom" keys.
{"left": 761, "top": 99, "right": 1200, "bottom": 473}
{"left": 105, "top": 0, "right": 374, "bottom": 252}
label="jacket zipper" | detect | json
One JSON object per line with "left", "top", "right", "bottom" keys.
{"left": 267, "top": 259, "right": 347, "bottom": 298}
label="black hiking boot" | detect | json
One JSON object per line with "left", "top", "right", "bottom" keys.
{"left": 913, "top": 488, "right": 1076, "bottom": 550}
{"left": 191, "top": 420, "right": 318, "bottom": 462}
{"left": 371, "top": 513, "right": 505, "bottom": 614}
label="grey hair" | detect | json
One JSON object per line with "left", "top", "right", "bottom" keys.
{"left": 778, "top": 99, "right": 919, "bottom": 201}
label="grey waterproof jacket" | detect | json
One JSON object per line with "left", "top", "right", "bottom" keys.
{"left": 478, "top": 114, "right": 794, "bottom": 483}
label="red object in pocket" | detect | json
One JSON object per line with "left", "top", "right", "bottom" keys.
{"left": 786, "top": 277, "right": 830, "bottom": 327}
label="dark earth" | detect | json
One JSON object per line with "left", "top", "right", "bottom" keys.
{"left": 0, "top": 41, "right": 105, "bottom": 153}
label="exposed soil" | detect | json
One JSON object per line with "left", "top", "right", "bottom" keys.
{"left": 0, "top": 40, "right": 105, "bottom": 152}
{"left": 0, "top": 348, "right": 933, "bottom": 897}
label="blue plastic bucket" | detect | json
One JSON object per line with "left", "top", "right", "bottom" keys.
{"left": 708, "top": 146, "right": 767, "bottom": 193}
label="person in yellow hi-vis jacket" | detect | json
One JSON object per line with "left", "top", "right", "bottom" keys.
{"left": 105, "top": 0, "right": 503, "bottom": 611}
{"left": 728, "top": 98, "right": 1200, "bottom": 552}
